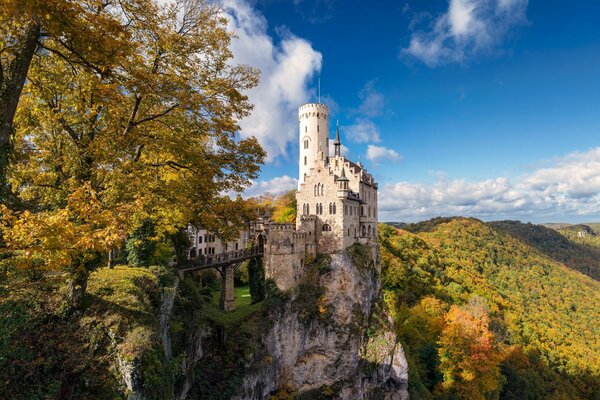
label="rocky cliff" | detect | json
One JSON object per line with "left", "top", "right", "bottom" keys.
{"left": 232, "top": 246, "right": 409, "bottom": 400}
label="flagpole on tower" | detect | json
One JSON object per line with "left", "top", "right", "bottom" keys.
{"left": 318, "top": 78, "right": 321, "bottom": 104}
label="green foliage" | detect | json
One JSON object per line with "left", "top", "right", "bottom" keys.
{"left": 126, "top": 218, "right": 157, "bottom": 267}
{"left": 379, "top": 219, "right": 600, "bottom": 400}
{"left": 490, "top": 220, "right": 600, "bottom": 280}
{"left": 248, "top": 257, "right": 266, "bottom": 303}
{"left": 235, "top": 261, "right": 250, "bottom": 284}
{"left": 294, "top": 265, "right": 331, "bottom": 325}
{"left": 346, "top": 243, "right": 376, "bottom": 274}
{"left": 0, "top": 266, "right": 167, "bottom": 399}
{"left": 271, "top": 190, "right": 297, "bottom": 224}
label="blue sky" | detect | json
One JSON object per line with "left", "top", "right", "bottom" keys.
{"left": 221, "top": 0, "right": 600, "bottom": 223}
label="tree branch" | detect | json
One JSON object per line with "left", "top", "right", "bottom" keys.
{"left": 133, "top": 103, "right": 179, "bottom": 126}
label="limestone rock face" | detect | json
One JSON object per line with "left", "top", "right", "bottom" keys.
{"left": 234, "top": 251, "right": 409, "bottom": 400}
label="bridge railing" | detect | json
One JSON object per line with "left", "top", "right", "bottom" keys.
{"left": 178, "top": 245, "right": 264, "bottom": 271}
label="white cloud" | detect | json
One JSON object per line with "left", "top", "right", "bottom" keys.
{"left": 402, "top": 0, "right": 528, "bottom": 67}
{"left": 222, "top": 0, "right": 322, "bottom": 161}
{"left": 243, "top": 175, "right": 298, "bottom": 198}
{"left": 366, "top": 145, "right": 402, "bottom": 163}
{"left": 357, "top": 81, "right": 384, "bottom": 117}
{"left": 379, "top": 147, "right": 600, "bottom": 222}
{"left": 344, "top": 119, "right": 381, "bottom": 143}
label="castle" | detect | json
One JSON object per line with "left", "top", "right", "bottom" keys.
{"left": 263, "top": 103, "right": 378, "bottom": 290}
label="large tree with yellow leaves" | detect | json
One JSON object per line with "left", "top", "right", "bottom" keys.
{"left": 1, "top": 0, "right": 265, "bottom": 307}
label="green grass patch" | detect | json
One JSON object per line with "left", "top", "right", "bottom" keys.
{"left": 207, "top": 284, "right": 264, "bottom": 326}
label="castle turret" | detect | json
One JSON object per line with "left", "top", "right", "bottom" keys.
{"left": 337, "top": 167, "right": 350, "bottom": 197}
{"left": 299, "top": 103, "right": 329, "bottom": 187}
{"left": 333, "top": 120, "right": 341, "bottom": 157}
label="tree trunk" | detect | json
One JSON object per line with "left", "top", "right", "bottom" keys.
{"left": 107, "top": 248, "right": 114, "bottom": 269}
{"left": 67, "top": 268, "right": 89, "bottom": 310}
{"left": 0, "top": 21, "right": 41, "bottom": 202}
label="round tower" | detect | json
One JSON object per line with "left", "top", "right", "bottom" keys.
{"left": 298, "top": 103, "right": 329, "bottom": 187}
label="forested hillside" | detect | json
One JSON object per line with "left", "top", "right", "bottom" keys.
{"left": 379, "top": 218, "right": 600, "bottom": 400}
{"left": 489, "top": 220, "right": 600, "bottom": 280}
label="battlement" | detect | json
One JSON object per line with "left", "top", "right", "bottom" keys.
{"left": 270, "top": 223, "right": 295, "bottom": 231}
{"left": 299, "top": 103, "right": 329, "bottom": 112}
{"left": 300, "top": 215, "right": 318, "bottom": 222}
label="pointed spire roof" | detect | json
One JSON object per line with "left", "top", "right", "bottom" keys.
{"left": 338, "top": 167, "right": 349, "bottom": 181}
{"left": 334, "top": 119, "right": 341, "bottom": 145}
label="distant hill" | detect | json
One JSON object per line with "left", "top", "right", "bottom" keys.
{"left": 379, "top": 218, "right": 600, "bottom": 399}
{"left": 544, "top": 222, "right": 600, "bottom": 233}
{"left": 489, "top": 220, "right": 600, "bottom": 280}
{"left": 383, "top": 222, "right": 408, "bottom": 229}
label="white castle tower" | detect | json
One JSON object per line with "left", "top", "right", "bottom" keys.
{"left": 298, "top": 103, "right": 329, "bottom": 187}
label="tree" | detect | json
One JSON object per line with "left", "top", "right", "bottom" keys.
{"left": 437, "top": 305, "right": 503, "bottom": 399}
{"left": 126, "top": 218, "right": 157, "bottom": 267}
{"left": 271, "top": 190, "right": 296, "bottom": 223}
{"left": 0, "top": 0, "right": 133, "bottom": 202}
{"left": 1, "top": 0, "right": 265, "bottom": 308}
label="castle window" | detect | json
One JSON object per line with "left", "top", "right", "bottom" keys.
{"left": 320, "top": 185, "right": 324, "bottom": 196}
{"left": 317, "top": 125, "right": 319, "bottom": 132}
{"left": 305, "top": 126, "right": 307, "bottom": 133}
{"left": 307, "top": 204, "right": 310, "bottom": 214}
{"left": 304, "top": 140, "right": 309, "bottom": 149}
{"left": 328, "top": 203, "right": 332, "bottom": 214}
{"left": 362, "top": 225, "right": 367, "bottom": 237}
{"left": 322, "top": 224, "right": 331, "bottom": 232}
{"left": 347, "top": 228, "right": 350, "bottom": 236}
{"left": 304, "top": 156, "right": 307, "bottom": 165}
{"left": 333, "top": 203, "right": 336, "bottom": 214}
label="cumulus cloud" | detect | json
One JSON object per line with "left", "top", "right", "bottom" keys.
{"left": 379, "top": 147, "right": 600, "bottom": 222}
{"left": 222, "top": 0, "right": 322, "bottom": 161}
{"left": 366, "top": 145, "right": 402, "bottom": 163}
{"left": 243, "top": 175, "right": 298, "bottom": 198}
{"left": 357, "top": 81, "right": 385, "bottom": 117}
{"left": 344, "top": 119, "right": 381, "bottom": 143}
{"left": 401, "top": 0, "right": 528, "bottom": 67}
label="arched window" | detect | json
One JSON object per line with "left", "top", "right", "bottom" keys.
{"left": 320, "top": 185, "right": 324, "bottom": 196}
{"left": 304, "top": 139, "right": 309, "bottom": 149}
{"left": 328, "top": 203, "right": 332, "bottom": 214}
{"left": 322, "top": 224, "right": 331, "bottom": 232}
{"left": 307, "top": 204, "right": 310, "bottom": 215}
{"left": 304, "top": 156, "right": 307, "bottom": 165}
{"left": 314, "top": 185, "right": 317, "bottom": 196}
{"left": 333, "top": 203, "right": 336, "bottom": 214}
{"left": 305, "top": 126, "right": 307, "bottom": 133}
{"left": 368, "top": 225, "right": 371, "bottom": 236}
{"left": 362, "top": 225, "right": 367, "bottom": 237}
{"left": 317, "top": 125, "right": 319, "bottom": 132}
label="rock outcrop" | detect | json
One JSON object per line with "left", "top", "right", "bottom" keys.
{"left": 234, "top": 249, "right": 409, "bottom": 400}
